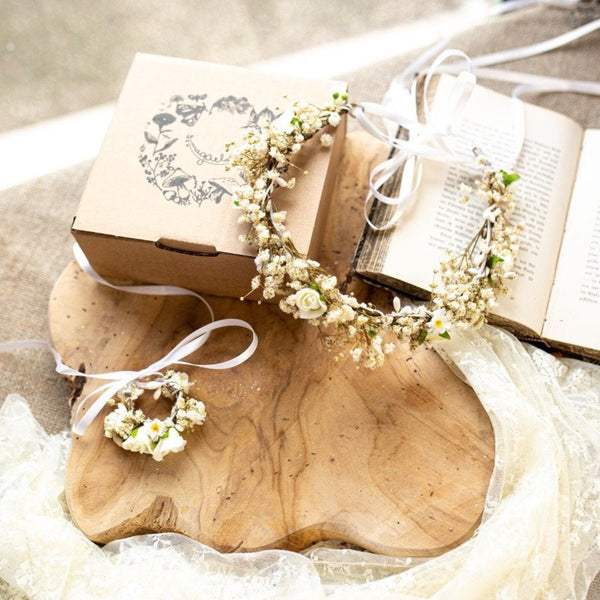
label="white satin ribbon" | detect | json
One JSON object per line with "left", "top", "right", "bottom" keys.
{"left": 470, "top": 17, "right": 600, "bottom": 69}
{"left": 353, "top": 15, "right": 600, "bottom": 231}
{"left": 441, "top": 18, "right": 600, "bottom": 169}
{"left": 489, "top": 0, "right": 578, "bottom": 15}
{"left": 70, "top": 316, "right": 258, "bottom": 436}
{"left": 0, "top": 244, "right": 259, "bottom": 437}
{"left": 70, "top": 243, "right": 259, "bottom": 435}
{"left": 72, "top": 242, "right": 215, "bottom": 321}
{"left": 352, "top": 49, "right": 477, "bottom": 231}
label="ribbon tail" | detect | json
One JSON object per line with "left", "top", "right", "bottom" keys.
{"left": 364, "top": 154, "right": 423, "bottom": 232}
{"left": 72, "top": 380, "right": 130, "bottom": 436}
{"left": 73, "top": 242, "right": 215, "bottom": 322}
{"left": 175, "top": 318, "right": 259, "bottom": 370}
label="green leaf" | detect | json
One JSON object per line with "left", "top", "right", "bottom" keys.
{"left": 417, "top": 329, "right": 428, "bottom": 345}
{"left": 131, "top": 426, "right": 140, "bottom": 438}
{"left": 332, "top": 92, "right": 340, "bottom": 100}
{"left": 368, "top": 329, "right": 377, "bottom": 338}
{"left": 310, "top": 283, "right": 320, "bottom": 291}
{"left": 487, "top": 255, "right": 504, "bottom": 269}
{"left": 439, "top": 330, "right": 451, "bottom": 340}
{"left": 499, "top": 170, "right": 520, "bottom": 186}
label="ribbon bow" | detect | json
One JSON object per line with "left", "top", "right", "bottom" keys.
{"left": 0, "top": 244, "right": 258, "bottom": 437}
{"left": 352, "top": 49, "right": 477, "bottom": 231}
{"left": 353, "top": 16, "right": 600, "bottom": 232}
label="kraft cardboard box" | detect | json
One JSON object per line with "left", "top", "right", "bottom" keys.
{"left": 72, "top": 53, "right": 347, "bottom": 299}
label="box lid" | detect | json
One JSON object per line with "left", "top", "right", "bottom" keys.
{"left": 74, "top": 53, "right": 347, "bottom": 258}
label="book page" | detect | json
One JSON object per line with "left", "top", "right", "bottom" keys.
{"left": 543, "top": 129, "right": 600, "bottom": 351}
{"left": 379, "top": 75, "right": 582, "bottom": 334}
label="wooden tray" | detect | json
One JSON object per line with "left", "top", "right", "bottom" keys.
{"left": 49, "top": 131, "right": 494, "bottom": 556}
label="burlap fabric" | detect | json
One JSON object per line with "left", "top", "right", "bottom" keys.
{"left": 1, "top": 5, "right": 599, "bottom": 597}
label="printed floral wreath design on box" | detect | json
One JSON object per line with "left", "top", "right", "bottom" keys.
{"left": 139, "top": 94, "right": 275, "bottom": 206}
{"left": 227, "top": 91, "right": 522, "bottom": 369}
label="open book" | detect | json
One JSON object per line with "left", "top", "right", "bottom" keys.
{"left": 355, "top": 75, "right": 600, "bottom": 361}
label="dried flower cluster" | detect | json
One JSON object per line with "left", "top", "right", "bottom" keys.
{"left": 429, "top": 164, "right": 522, "bottom": 335}
{"left": 227, "top": 95, "right": 520, "bottom": 368}
{"left": 103, "top": 370, "right": 207, "bottom": 461}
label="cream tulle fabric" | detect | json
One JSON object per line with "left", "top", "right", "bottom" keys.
{"left": 1, "top": 325, "right": 599, "bottom": 599}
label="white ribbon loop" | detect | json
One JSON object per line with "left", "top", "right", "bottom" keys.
{"left": 68, "top": 244, "right": 260, "bottom": 435}
{"left": 422, "top": 49, "right": 475, "bottom": 135}
{"left": 470, "top": 16, "right": 600, "bottom": 70}
{"left": 354, "top": 49, "right": 477, "bottom": 231}
{"left": 72, "top": 242, "right": 215, "bottom": 321}
{"left": 71, "top": 317, "right": 258, "bottom": 436}
{"left": 0, "top": 245, "right": 259, "bottom": 438}
{"left": 0, "top": 323, "right": 258, "bottom": 439}
{"left": 354, "top": 16, "right": 600, "bottom": 231}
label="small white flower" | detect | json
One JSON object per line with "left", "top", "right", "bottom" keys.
{"left": 349, "top": 347, "right": 363, "bottom": 362}
{"left": 328, "top": 112, "right": 341, "bottom": 127}
{"left": 428, "top": 308, "right": 452, "bottom": 336}
{"left": 482, "top": 206, "right": 501, "bottom": 223}
{"left": 290, "top": 287, "right": 327, "bottom": 319}
{"left": 116, "top": 382, "right": 142, "bottom": 401}
{"left": 152, "top": 427, "right": 186, "bottom": 461}
{"left": 270, "top": 109, "right": 295, "bottom": 135}
{"left": 496, "top": 251, "right": 514, "bottom": 272}
{"left": 186, "top": 400, "right": 207, "bottom": 426}
{"left": 320, "top": 133, "right": 333, "bottom": 147}
{"left": 147, "top": 419, "right": 166, "bottom": 442}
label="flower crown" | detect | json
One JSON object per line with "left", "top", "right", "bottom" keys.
{"left": 227, "top": 92, "right": 521, "bottom": 369}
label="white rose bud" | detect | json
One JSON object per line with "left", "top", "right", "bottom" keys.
{"left": 152, "top": 427, "right": 186, "bottom": 461}
{"left": 270, "top": 109, "right": 295, "bottom": 135}
{"left": 328, "top": 112, "right": 341, "bottom": 127}
{"left": 496, "top": 251, "right": 514, "bottom": 272}
{"left": 291, "top": 287, "right": 327, "bottom": 319}
{"left": 122, "top": 424, "right": 153, "bottom": 455}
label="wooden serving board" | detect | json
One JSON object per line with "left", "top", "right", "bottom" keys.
{"left": 49, "top": 131, "right": 494, "bottom": 557}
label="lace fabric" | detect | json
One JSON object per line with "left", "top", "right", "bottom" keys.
{"left": 1, "top": 325, "right": 599, "bottom": 599}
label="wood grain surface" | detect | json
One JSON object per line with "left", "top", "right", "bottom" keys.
{"left": 49, "top": 130, "right": 494, "bottom": 557}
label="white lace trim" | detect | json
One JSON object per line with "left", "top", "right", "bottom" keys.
{"left": 1, "top": 325, "right": 599, "bottom": 599}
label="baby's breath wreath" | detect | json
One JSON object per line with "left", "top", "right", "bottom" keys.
{"left": 103, "top": 370, "right": 207, "bottom": 461}
{"left": 227, "top": 92, "right": 521, "bottom": 369}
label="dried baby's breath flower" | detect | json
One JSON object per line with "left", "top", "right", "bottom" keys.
{"left": 227, "top": 93, "right": 520, "bottom": 368}
{"left": 103, "top": 369, "right": 206, "bottom": 461}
